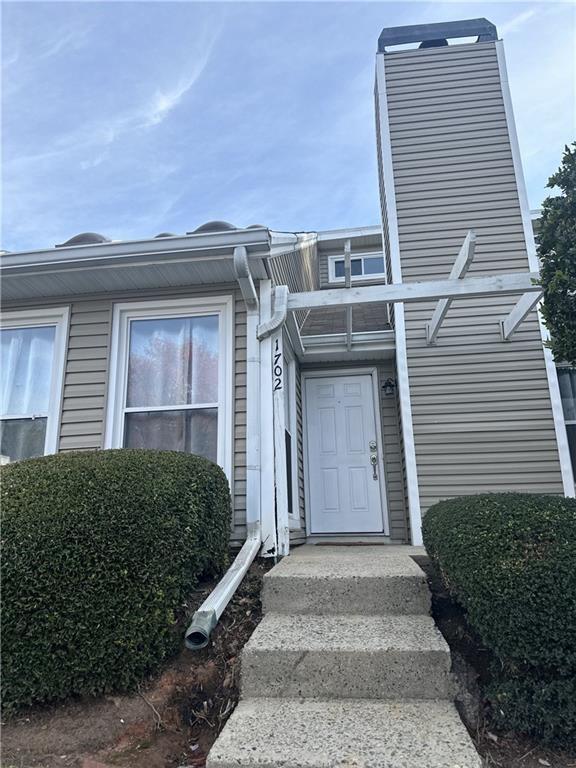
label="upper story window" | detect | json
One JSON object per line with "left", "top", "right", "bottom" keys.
{"left": 328, "top": 253, "right": 386, "bottom": 283}
{"left": 0, "top": 308, "right": 69, "bottom": 463}
{"left": 105, "top": 297, "right": 233, "bottom": 479}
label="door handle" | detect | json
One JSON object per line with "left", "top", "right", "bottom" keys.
{"left": 370, "top": 453, "right": 378, "bottom": 480}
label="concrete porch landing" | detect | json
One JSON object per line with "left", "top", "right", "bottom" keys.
{"left": 207, "top": 546, "right": 481, "bottom": 768}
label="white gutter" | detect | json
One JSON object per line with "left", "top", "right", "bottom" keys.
{"left": 185, "top": 248, "right": 263, "bottom": 650}
{"left": 1, "top": 229, "right": 271, "bottom": 274}
{"left": 317, "top": 225, "right": 382, "bottom": 241}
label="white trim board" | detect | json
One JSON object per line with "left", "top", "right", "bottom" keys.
{"left": 301, "top": 367, "right": 390, "bottom": 538}
{"left": 375, "top": 52, "right": 422, "bottom": 545}
{"left": 258, "top": 280, "right": 278, "bottom": 555}
{"left": 496, "top": 40, "right": 575, "bottom": 497}
{"left": 0, "top": 305, "right": 70, "bottom": 458}
{"left": 104, "top": 295, "right": 234, "bottom": 483}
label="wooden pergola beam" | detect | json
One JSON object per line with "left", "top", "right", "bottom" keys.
{"left": 426, "top": 230, "right": 476, "bottom": 345}
{"left": 500, "top": 290, "right": 542, "bottom": 340}
{"left": 286, "top": 271, "right": 540, "bottom": 312}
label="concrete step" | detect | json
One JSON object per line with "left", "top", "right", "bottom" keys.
{"left": 262, "top": 550, "right": 430, "bottom": 616}
{"left": 207, "top": 697, "right": 482, "bottom": 768}
{"left": 241, "top": 614, "right": 454, "bottom": 700}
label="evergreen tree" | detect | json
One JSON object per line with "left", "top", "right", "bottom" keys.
{"left": 538, "top": 143, "right": 576, "bottom": 364}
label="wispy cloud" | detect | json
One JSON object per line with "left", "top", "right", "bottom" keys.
{"left": 499, "top": 9, "right": 537, "bottom": 36}
{"left": 2, "top": 1, "right": 574, "bottom": 251}
{"left": 37, "top": 24, "right": 90, "bottom": 60}
{"left": 6, "top": 24, "right": 219, "bottom": 174}
{"left": 146, "top": 50, "right": 214, "bottom": 127}
{"left": 2, "top": 7, "right": 222, "bottom": 250}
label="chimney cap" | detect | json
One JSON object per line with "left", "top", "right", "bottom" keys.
{"left": 378, "top": 18, "right": 497, "bottom": 53}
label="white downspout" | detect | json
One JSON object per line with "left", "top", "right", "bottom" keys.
{"left": 185, "top": 246, "right": 263, "bottom": 649}
{"left": 257, "top": 285, "right": 288, "bottom": 340}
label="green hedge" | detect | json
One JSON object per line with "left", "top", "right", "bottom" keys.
{"left": 423, "top": 493, "right": 576, "bottom": 746}
{"left": 1, "top": 449, "right": 231, "bottom": 713}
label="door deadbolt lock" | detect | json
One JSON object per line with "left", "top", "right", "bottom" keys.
{"left": 369, "top": 441, "right": 377, "bottom": 451}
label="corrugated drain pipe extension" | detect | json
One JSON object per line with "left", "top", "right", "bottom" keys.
{"left": 185, "top": 246, "right": 263, "bottom": 651}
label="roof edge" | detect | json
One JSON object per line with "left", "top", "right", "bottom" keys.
{"left": 1, "top": 228, "right": 271, "bottom": 275}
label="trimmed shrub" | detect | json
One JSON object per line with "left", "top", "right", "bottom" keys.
{"left": 1, "top": 449, "right": 231, "bottom": 713}
{"left": 488, "top": 672, "right": 576, "bottom": 747}
{"left": 423, "top": 492, "right": 576, "bottom": 746}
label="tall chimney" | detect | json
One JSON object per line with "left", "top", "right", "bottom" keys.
{"left": 374, "top": 18, "right": 571, "bottom": 526}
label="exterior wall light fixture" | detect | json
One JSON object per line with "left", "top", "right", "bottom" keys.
{"left": 382, "top": 378, "right": 397, "bottom": 396}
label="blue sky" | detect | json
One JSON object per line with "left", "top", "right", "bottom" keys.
{"left": 2, "top": 1, "right": 575, "bottom": 252}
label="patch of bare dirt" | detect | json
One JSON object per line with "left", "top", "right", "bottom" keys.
{"left": 1, "top": 559, "right": 272, "bottom": 768}
{"left": 414, "top": 556, "right": 576, "bottom": 768}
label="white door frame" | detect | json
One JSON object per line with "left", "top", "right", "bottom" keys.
{"left": 302, "top": 367, "right": 390, "bottom": 536}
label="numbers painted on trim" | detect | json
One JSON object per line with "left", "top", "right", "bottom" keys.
{"left": 273, "top": 337, "right": 283, "bottom": 391}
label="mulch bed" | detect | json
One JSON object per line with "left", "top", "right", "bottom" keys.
{"left": 1, "top": 559, "right": 273, "bottom": 768}
{"left": 414, "top": 555, "right": 576, "bottom": 768}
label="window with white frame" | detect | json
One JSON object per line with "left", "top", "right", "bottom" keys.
{"left": 106, "top": 298, "right": 233, "bottom": 476}
{"left": 329, "top": 252, "right": 386, "bottom": 283}
{"left": 0, "top": 308, "right": 69, "bottom": 463}
{"left": 557, "top": 366, "right": 576, "bottom": 474}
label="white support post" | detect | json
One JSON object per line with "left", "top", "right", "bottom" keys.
{"left": 272, "top": 332, "right": 290, "bottom": 556}
{"left": 500, "top": 291, "right": 543, "bottom": 340}
{"left": 344, "top": 239, "right": 352, "bottom": 351}
{"left": 376, "top": 52, "right": 422, "bottom": 546}
{"left": 259, "top": 280, "right": 278, "bottom": 556}
{"left": 426, "top": 230, "right": 476, "bottom": 345}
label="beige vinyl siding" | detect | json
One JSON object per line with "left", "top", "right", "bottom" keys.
{"left": 318, "top": 254, "right": 330, "bottom": 288}
{"left": 60, "top": 301, "right": 112, "bottom": 451}
{"left": 382, "top": 41, "right": 563, "bottom": 511}
{"left": 3, "top": 285, "right": 250, "bottom": 545}
{"left": 378, "top": 361, "right": 408, "bottom": 542}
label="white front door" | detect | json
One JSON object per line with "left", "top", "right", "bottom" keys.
{"left": 305, "top": 373, "right": 385, "bottom": 534}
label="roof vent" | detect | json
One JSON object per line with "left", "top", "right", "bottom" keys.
{"left": 55, "top": 232, "right": 111, "bottom": 248}
{"left": 246, "top": 224, "right": 266, "bottom": 229}
{"left": 190, "top": 221, "right": 237, "bottom": 234}
{"left": 154, "top": 232, "right": 177, "bottom": 238}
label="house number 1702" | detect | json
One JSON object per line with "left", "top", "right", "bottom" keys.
{"left": 273, "top": 338, "right": 283, "bottom": 391}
